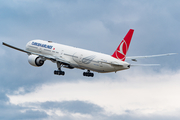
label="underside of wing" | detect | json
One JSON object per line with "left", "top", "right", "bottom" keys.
{"left": 32, "top": 52, "right": 70, "bottom": 65}
{"left": 126, "top": 53, "right": 177, "bottom": 62}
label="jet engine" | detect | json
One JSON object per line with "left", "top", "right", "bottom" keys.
{"left": 28, "top": 55, "right": 45, "bottom": 67}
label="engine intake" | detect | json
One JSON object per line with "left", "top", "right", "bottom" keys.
{"left": 28, "top": 55, "right": 45, "bottom": 67}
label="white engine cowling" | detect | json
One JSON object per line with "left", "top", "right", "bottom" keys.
{"left": 28, "top": 55, "right": 45, "bottom": 67}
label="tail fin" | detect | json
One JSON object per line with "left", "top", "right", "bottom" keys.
{"left": 112, "top": 29, "right": 134, "bottom": 61}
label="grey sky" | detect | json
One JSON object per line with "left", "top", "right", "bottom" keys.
{"left": 0, "top": 0, "right": 180, "bottom": 119}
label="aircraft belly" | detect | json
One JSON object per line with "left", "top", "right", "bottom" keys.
{"left": 71, "top": 52, "right": 116, "bottom": 72}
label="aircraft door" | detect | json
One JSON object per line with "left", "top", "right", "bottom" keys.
{"left": 60, "top": 50, "right": 64, "bottom": 58}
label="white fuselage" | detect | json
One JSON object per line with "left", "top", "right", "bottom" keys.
{"left": 25, "top": 40, "right": 130, "bottom": 73}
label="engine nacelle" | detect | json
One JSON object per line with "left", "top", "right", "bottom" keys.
{"left": 28, "top": 55, "right": 45, "bottom": 67}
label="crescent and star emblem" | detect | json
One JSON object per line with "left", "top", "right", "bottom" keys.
{"left": 116, "top": 40, "right": 127, "bottom": 60}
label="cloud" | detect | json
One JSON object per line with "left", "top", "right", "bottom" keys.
{"left": 40, "top": 101, "right": 103, "bottom": 114}
{"left": 0, "top": 90, "right": 48, "bottom": 120}
{"left": 1, "top": 0, "right": 180, "bottom": 119}
{"left": 7, "top": 68, "right": 180, "bottom": 119}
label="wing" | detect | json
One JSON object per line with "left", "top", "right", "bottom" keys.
{"left": 2, "top": 42, "right": 70, "bottom": 65}
{"left": 126, "top": 53, "right": 177, "bottom": 62}
{"left": 2, "top": 42, "right": 31, "bottom": 54}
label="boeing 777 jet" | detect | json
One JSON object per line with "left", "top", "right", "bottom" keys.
{"left": 2, "top": 29, "right": 176, "bottom": 77}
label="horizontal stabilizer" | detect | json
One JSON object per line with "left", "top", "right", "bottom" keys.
{"left": 127, "top": 53, "right": 177, "bottom": 62}
{"left": 130, "top": 64, "right": 160, "bottom": 67}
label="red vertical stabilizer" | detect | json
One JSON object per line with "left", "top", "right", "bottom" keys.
{"left": 112, "top": 29, "right": 134, "bottom": 61}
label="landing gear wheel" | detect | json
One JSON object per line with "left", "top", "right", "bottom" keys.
{"left": 54, "top": 62, "right": 65, "bottom": 76}
{"left": 54, "top": 70, "right": 65, "bottom": 76}
{"left": 83, "top": 70, "right": 94, "bottom": 77}
{"left": 61, "top": 71, "right": 65, "bottom": 75}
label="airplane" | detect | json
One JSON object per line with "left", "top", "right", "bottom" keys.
{"left": 2, "top": 29, "right": 176, "bottom": 77}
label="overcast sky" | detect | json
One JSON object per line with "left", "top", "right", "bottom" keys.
{"left": 0, "top": 0, "right": 180, "bottom": 120}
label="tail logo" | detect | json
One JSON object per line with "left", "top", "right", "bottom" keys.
{"left": 112, "top": 29, "right": 134, "bottom": 61}
{"left": 115, "top": 39, "right": 127, "bottom": 61}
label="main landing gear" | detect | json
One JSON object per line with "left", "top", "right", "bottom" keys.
{"left": 83, "top": 70, "right": 94, "bottom": 77}
{"left": 54, "top": 62, "right": 94, "bottom": 77}
{"left": 54, "top": 62, "right": 65, "bottom": 76}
